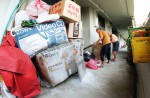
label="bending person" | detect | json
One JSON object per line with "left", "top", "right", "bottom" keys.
{"left": 94, "top": 28, "right": 111, "bottom": 66}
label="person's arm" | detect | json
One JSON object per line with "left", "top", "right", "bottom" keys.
{"left": 94, "top": 32, "right": 103, "bottom": 45}
{"left": 96, "top": 38, "right": 102, "bottom": 44}
{"left": 93, "top": 39, "right": 102, "bottom": 47}
{"left": 99, "top": 31, "right": 103, "bottom": 40}
{"left": 110, "top": 34, "right": 112, "bottom": 42}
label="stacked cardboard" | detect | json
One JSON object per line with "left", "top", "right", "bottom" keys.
{"left": 67, "top": 22, "right": 83, "bottom": 57}
{"left": 69, "top": 39, "right": 84, "bottom": 57}
{"left": 14, "top": 20, "right": 68, "bottom": 57}
{"left": 12, "top": 0, "right": 85, "bottom": 87}
{"left": 67, "top": 22, "right": 83, "bottom": 38}
{"left": 35, "top": 43, "right": 76, "bottom": 86}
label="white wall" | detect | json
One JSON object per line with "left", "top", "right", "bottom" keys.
{"left": 82, "top": 8, "right": 91, "bottom": 48}
{"left": 117, "top": 28, "right": 129, "bottom": 48}
{"left": 119, "top": 29, "right": 129, "bottom": 39}
{"left": 0, "top": 0, "right": 21, "bottom": 44}
{"left": 89, "top": 8, "right": 99, "bottom": 45}
{"left": 105, "top": 20, "right": 112, "bottom": 33}
{"left": 118, "top": 35, "right": 126, "bottom": 48}
{"left": 82, "top": 7, "right": 99, "bottom": 52}
{"left": 0, "top": 0, "right": 11, "bottom": 44}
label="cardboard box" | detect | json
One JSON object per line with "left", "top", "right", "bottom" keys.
{"left": 61, "top": 43, "right": 77, "bottom": 76}
{"left": 95, "top": 54, "right": 100, "bottom": 60}
{"left": 76, "top": 56, "right": 86, "bottom": 81}
{"left": 68, "top": 60, "right": 78, "bottom": 75}
{"left": 50, "top": 0, "right": 81, "bottom": 23}
{"left": 35, "top": 43, "right": 77, "bottom": 86}
{"left": 67, "top": 22, "right": 83, "bottom": 38}
{"left": 14, "top": 20, "right": 68, "bottom": 57}
{"left": 69, "top": 38, "right": 84, "bottom": 56}
{"left": 93, "top": 43, "right": 102, "bottom": 60}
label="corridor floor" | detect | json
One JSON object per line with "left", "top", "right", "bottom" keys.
{"left": 37, "top": 48, "right": 133, "bottom": 98}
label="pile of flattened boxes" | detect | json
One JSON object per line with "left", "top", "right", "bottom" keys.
{"left": 14, "top": 0, "right": 86, "bottom": 86}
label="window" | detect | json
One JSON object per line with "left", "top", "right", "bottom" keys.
{"left": 98, "top": 15, "right": 105, "bottom": 29}
{"left": 112, "top": 28, "right": 117, "bottom": 35}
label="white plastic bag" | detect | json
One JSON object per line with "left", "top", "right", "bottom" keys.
{"left": 36, "top": 12, "right": 60, "bottom": 23}
{"left": 15, "top": 10, "right": 29, "bottom": 26}
{"left": 26, "top": 0, "right": 50, "bottom": 16}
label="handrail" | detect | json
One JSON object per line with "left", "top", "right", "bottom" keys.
{"left": 84, "top": 44, "right": 93, "bottom": 50}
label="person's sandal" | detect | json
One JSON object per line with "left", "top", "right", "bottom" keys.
{"left": 111, "top": 59, "right": 116, "bottom": 62}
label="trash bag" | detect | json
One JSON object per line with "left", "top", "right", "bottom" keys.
{"left": 0, "top": 32, "right": 41, "bottom": 98}
{"left": 36, "top": 12, "right": 60, "bottom": 23}
{"left": 26, "top": 0, "right": 50, "bottom": 16}
{"left": 90, "top": 53, "right": 96, "bottom": 59}
{"left": 86, "top": 59, "right": 98, "bottom": 70}
{"left": 1, "top": 31, "right": 16, "bottom": 47}
{"left": 83, "top": 51, "right": 91, "bottom": 62}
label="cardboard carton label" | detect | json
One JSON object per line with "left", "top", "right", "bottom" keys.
{"left": 50, "top": 2, "right": 62, "bottom": 14}
{"left": 66, "top": 2, "right": 80, "bottom": 18}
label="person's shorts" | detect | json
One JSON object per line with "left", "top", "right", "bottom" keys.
{"left": 113, "top": 41, "right": 119, "bottom": 51}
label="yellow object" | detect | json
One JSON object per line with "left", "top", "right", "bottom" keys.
{"left": 132, "top": 37, "right": 150, "bottom": 63}
{"left": 132, "top": 30, "right": 150, "bottom": 37}
{"left": 0, "top": 75, "right": 3, "bottom": 82}
{"left": 98, "top": 30, "right": 111, "bottom": 46}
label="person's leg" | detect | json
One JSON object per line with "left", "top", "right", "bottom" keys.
{"left": 113, "top": 51, "right": 117, "bottom": 61}
{"left": 112, "top": 41, "right": 119, "bottom": 61}
{"left": 106, "top": 43, "right": 111, "bottom": 63}
{"left": 100, "top": 45, "right": 106, "bottom": 66}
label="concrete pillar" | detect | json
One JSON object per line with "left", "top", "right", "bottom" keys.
{"left": 82, "top": 8, "right": 91, "bottom": 49}
{"left": 81, "top": 7, "right": 99, "bottom": 52}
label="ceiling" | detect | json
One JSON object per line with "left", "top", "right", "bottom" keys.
{"left": 76, "top": 0, "right": 134, "bottom": 38}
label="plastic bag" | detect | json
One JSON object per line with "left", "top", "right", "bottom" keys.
{"left": 86, "top": 59, "right": 98, "bottom": 70}
{"left": 83, "top": 51, "right": 91, "bottom": 62}
{"left": 2, "top": 31, "right": 16, "bottom": 47}
{"left": 36, "top": 12, "right": 60, "bottom": 23}
{"left": 26, "top": 0, "right": 50, "bottom": 16}
{"left": 15, "top": 10, "right": 29, "bottom": 26}
{"left": 0, "top": 32, "right": 41, "bottom": 98}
